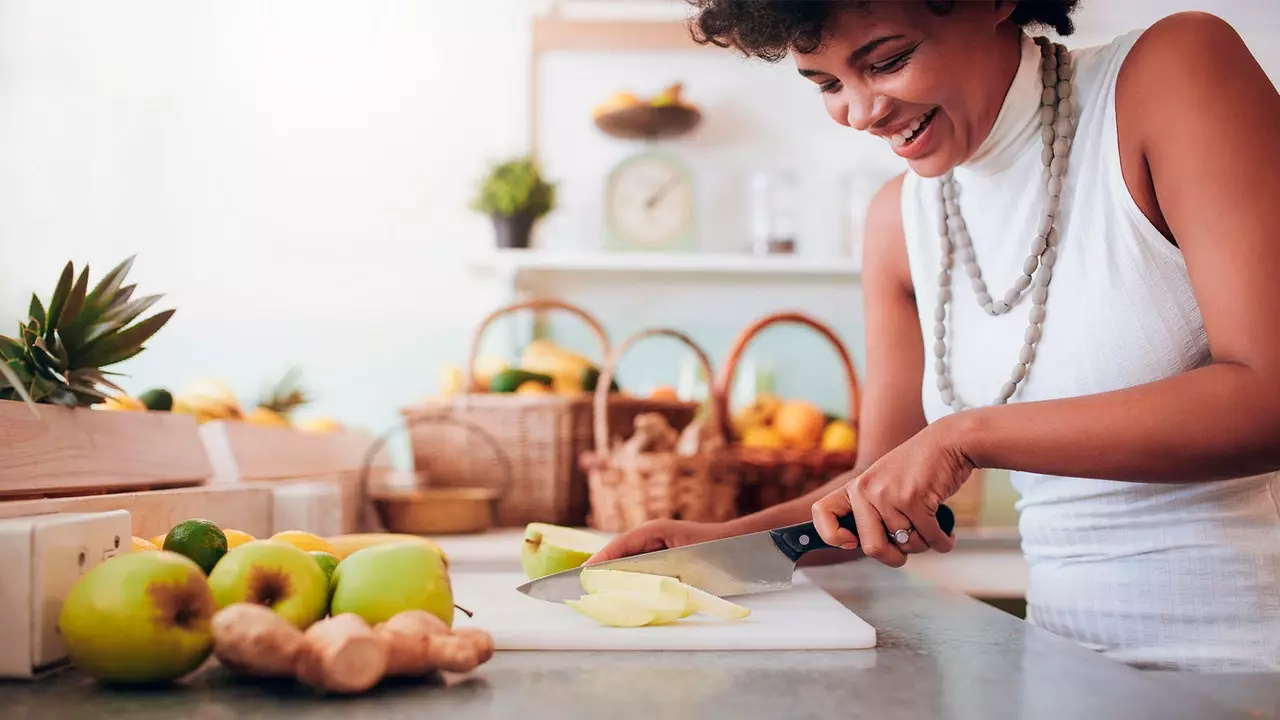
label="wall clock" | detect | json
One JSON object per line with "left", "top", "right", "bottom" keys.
{"left": 603, "top": 149, "right": 697, "bottom": 251}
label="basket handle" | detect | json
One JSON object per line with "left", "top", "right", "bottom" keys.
{"left": 463, "top": 297, "right": 611, "bottom": 392}
{"left": 357, "top": 413, "right": 517, "bottom": 523}
{"left": 711, "top": 311, "right": 861, "bottom": 441}
{"left": 592, "top": 328, "right": 721, "bottom": 453}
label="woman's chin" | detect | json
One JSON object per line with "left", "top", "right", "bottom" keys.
{"left": 905, "top": 154, "right": 957, "bottom": 179}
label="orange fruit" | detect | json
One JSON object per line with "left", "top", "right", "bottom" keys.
{"left": 773, "top": 401, "right": 826, "bottom": 450}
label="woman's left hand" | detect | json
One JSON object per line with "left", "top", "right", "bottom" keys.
{"left": 810, "top": 416, "right": 970, "bottom": 567}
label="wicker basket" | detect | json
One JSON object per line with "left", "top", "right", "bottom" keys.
{"left": 579, "top": 328, "right": 739, "bottom": 533}
{"left": 402, "top": 298, "right": 699, "bottom": 527}
{"left": 712, "top": 311, "right": 863, "bottom": 516}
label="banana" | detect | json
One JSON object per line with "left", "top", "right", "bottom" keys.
{"left": 325, "top": 533, "right": 449, "bottom": 567}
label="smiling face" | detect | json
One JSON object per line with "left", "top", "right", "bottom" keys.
{"left": 793, "top": 2, "right": 1024, "bottom": 177}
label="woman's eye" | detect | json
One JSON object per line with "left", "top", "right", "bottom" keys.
{"left": 871, "top": 49, "right": 914, "bottom": 75}
{"left": 818, "top": 80, "right": 841, "bottom": 94}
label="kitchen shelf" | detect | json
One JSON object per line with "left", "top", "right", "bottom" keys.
{"left": 467, "top": 248, "right": 862, "bottom": 279}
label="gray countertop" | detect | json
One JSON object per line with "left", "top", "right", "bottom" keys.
{"left": 1, "top": 560, "right": 1275, "bottom": 720}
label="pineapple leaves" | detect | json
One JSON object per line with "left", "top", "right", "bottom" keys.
{"left": 43, "top": 262, "right": 75, "bottom": 343}
{"left": 2, "top": 256, "right": 175, "bottom": 408}
{"left": 77, "top": 308, "right": 175, "bottom": 369}
{"left": 28, "top": 293, "right": 46, "bottom": 330}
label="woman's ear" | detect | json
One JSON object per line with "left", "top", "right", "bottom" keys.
{"left": 989, "top": 0, "right": 1019, "bottom": 26}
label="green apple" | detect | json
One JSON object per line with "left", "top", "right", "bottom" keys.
{"left": 521, "top": 522, "right": 608, "bottom": 580}
{"left": 206, "top": 540, "right": 328, "bottom": 630}
{"left": 330, "top": 541, "right": 453, "bottom": 627}
{"left": 58, "top": 551, "right": 215, "bottom": 684}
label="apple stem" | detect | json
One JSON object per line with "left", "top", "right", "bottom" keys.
{"left": 454, "top": 604, "right": 474, "bottom": 618}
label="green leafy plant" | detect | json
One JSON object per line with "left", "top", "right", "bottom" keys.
{"left": 469, "top": 157, "right": 557, "bottom": 219}
{"left": 0, "top": 256, "right": 175, "bottom": 408}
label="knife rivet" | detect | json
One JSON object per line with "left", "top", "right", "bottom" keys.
{"left": 799, "top": 535, "right": 810, "bottom": 546}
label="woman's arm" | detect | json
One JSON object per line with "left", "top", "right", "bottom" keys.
{"left": 724, "top": 173, "right": 930, "bottom": 534}
{"left": 957, "top": 12, "right": 1280, "bottom": 484}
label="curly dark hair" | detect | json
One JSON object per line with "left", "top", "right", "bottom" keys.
{"left": 687, "top": 1, "right": 1083, "bottom": 62}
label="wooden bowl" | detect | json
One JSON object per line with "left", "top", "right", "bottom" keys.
{"left": 370, "top": 487, "right": 501, "bottom": 535}
{"left": 594, "top": 104, "right": 702, "bottom": 141}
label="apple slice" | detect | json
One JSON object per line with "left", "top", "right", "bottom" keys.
{"left": 522, "top": 523, "right": 609, "bottom": 581}
{"left": 579, "top": 568, "right": 749, "bottom": 620}
{"left": 565, "top": 592, "right": 658, "bottom": 627}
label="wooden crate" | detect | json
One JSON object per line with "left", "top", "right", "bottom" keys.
{"left": 198, "top": 420, "right": 391, "bottom": 533}
{"left": 0, "top": 400, "right": 212, "bottom": 499}
{"left": 0, "top": 484, "right": 274, "bottom": 539}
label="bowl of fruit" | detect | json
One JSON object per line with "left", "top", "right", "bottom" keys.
{"left": 592, "top": 82, "right": 702, "bottom": 141}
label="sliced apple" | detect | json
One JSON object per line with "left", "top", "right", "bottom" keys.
{"left": 522, "top": 523, "right": 609, "bottom": 581}
{"left": 578, "top": 568, "right": 749, "bottom": 621}
{"left": 565, "top": 592, "right": 657, "bottom": 627}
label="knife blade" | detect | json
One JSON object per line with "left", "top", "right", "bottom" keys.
{"left": 517, "top": 504, "right": 956, "bottom": 602}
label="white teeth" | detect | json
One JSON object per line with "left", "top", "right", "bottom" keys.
{"left": 886, "top": 110, "right": 934, "bottom": 148}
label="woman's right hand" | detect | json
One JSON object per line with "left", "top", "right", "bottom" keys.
{"left": 584, "top": 519, "right": 730, "bottom": 565}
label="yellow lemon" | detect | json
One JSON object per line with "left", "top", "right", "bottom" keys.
{"left": 149, "top": 534, "right": 167, "bottom": 548}
{"left": 270, "top": 530, "right": 337, "bottom": 555}
{"left": 740, "top": 425, "right": 786, "bottom": 450}
{"left": 131, "top": 536, "right": 159, "bottom": 553}
{"left": 821, "top": 420, "right": 857, "bottom": 452}
{"left": 222, "top": 529, "right": 257, "bottom": 549}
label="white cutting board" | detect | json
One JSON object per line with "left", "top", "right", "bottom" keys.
{"left": 449, "top": 571, "right": 876, "bottom": 650}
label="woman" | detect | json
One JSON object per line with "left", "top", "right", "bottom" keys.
{"left": 589, "top": 0, "right": 1280, "bottom": 672}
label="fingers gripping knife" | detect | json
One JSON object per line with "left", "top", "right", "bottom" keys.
{"left": 518, "top": 505, "right": 956, "bottom": 602}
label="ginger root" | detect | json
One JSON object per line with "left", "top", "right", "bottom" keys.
{"left": 211, "top": 604, "right": 495, "bottom": 694}
{"left": 374, "top": 610, "right": 494, "bottom": 676}
{"left": 373, "top": 609, "right": 450, "bottom": 677}
{"left": 211, "top": 603, "right": 306, "bottom": 678}
{"left": 295, "top": 613, "right": 388, "bottom": 695}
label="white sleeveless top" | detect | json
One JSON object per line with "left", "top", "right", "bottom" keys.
{"left": 901, "top": 30, "right": 1280, "bottom": 672}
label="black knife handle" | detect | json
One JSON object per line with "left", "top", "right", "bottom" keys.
{"left": 769, "top": 504, "right": 956, "bottom": 562}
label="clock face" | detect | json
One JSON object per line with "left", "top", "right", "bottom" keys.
{"left": 605, "top": 152, "right": 695, "bottom": 249}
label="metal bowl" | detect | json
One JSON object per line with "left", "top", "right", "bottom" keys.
{"left": 370, "top": 487, "right": 502, "bottom": 535}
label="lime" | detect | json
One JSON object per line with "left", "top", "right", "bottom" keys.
{"left": 163, "top": 519, "right": 229, "bottom": 574}
{"left": 310, "top": 550, "right": 339, "bottom": 583}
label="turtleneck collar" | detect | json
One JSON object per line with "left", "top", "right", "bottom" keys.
{"left": 956, "top": 32, "right": 1042, "bottom": 178}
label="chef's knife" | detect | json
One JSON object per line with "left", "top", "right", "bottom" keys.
{"left": 517, "top": 504, "right": 956, "bottom": 602}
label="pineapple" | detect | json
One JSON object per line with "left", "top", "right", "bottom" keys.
{"left": 247, "top": 367, "right": 309, "bottom": 426}
{"left": 0, "top": 256, "right": 174, "bottom": 408}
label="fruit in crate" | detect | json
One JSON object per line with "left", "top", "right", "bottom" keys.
{"left": 521, "top": 523, "right": 609, "bottom": 580}
{"left": 207, "top": 540, "right": 330, "bottom": 630}
{"left": 329, "top": 541, "right": 455, "bottom": 627}
{"left": 0, "top": 256, "right": 175, "bottom": 408}
{"left": 247, "top": 366, "right": 309, "bottom": 427}
{"left": 163, "top": 518, "right": 229, "bottom": 575}
{"left": 94, "top": 393, "right": 147, "bottom": 412}
{"left": 297, "top": 416, "right": 343, "bottom": 433}
{"left": 740, "top": 425, "right": 786, "bottom": 450}
{"left": 138, "top": 387, "right": 173, "bottom": 411}
{"left": 58, "top": 551, "right": 215, "bottom": 684}
{"left": 565, "top": 569, "right": 750, "bottom": 627}
{"left": 172, "top": 377, "right": 243, "bottom": 423}
{"left": 325, "top": 533, "right": 449, "bottom": 565}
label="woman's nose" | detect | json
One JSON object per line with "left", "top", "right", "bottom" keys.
{"left": 846, "top": 91, "right": 888, "bottom": 133}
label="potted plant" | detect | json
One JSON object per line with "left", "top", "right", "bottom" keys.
{"left": 469, "top": 156, "right": 557, "bottom": 249}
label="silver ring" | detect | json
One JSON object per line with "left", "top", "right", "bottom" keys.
{"left": 892, "top": 527, "right": 914, "bottom": 544}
